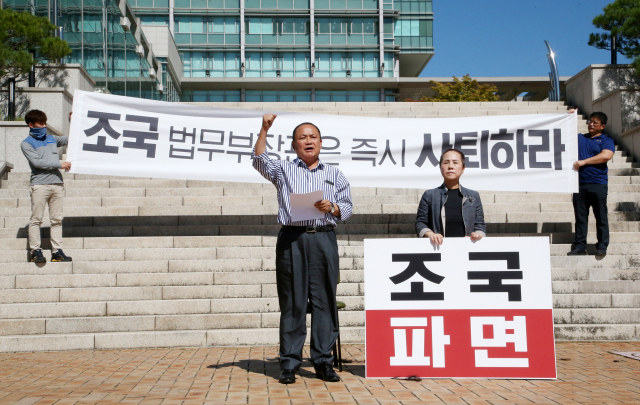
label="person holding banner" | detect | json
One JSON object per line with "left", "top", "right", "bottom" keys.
{"left": 567, "top": 111, "right": 614, "bottom": 256}
{"left": 415, "top": 149, "right": 486, "bottom": 244}
{"left": 21, "top": 110, "right": 73, "bottom": 263}
{"left": 252, "top": 114, "right": 353, "bottom": 384}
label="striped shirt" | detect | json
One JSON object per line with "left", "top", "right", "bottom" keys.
{"left": 251, "top": 149, "right": 353, "bottom": 226}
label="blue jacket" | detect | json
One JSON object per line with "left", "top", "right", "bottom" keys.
{"left": 21, "top": 133, "right": 68, "bottom": 186}
{"left": 415, "top": 184, "right": 486, "bottom": 237}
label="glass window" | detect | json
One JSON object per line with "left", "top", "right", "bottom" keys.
{"left": 226, "top": 54, "right": 238, "bottom": 69}
{"left": 212, "top": 17, "right": 224, "bottom": 32}
{"left": 317, "top": 20, "right": 330, "bottom": 33}
{"left": 363, "top": 52, "right": 377, "bottom": 70}
{"left": 282, "top": 20, "right": 294, "bottom": 34}
{"left": 262, "top": 18, "right": 273, "bottom": 34}
{"left": 331, "top": 52, "right": 342, "bottom": 71}
{"left": 178, "top": 18, "right": 191, "bottom": 33}
{"left": 330, "top": 20, "right": 343, "bottom": 34}
{"left": 225, "top": 17, "right": 238, "bottom": 33}
{"left": 351, "top": 52, "right": 363, "bottom": 70}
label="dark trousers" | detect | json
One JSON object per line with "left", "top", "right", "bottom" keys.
{"left": 572, "top": 183, "right": 609, "bottom": 251}
{"left": 275, "top": 228, "right": 340, "bottom": 371}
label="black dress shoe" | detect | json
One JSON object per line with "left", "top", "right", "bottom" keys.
{"left": 596, "top": 249, "right": 607, "bottom": 256}
{"left": 314, "top": 362, "right": 340, "bottom": 382}
{"left": 567, "top": 247, "right": 587, "bottom": 256}
{"left": 279, "top": 369, "right": 296, "bottom": 384}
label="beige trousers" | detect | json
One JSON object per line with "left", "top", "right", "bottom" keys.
{"left": 29, "top": 184, "right": 64, "bottom": 253}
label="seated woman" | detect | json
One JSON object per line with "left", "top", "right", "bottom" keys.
{"left": 415, "top": 149, "right": 486, "bottom": 245}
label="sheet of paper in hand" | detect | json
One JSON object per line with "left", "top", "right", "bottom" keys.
{"left": 289, "top": 190, "right": 325, "bottom": 222}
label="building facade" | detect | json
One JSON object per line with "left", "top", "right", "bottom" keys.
{"left": 2, "top": 0, "right": 434, "bottom": 102}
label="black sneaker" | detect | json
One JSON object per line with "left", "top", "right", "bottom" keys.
{"left": 30, "top": 249, "right": 46, "bottom": 263}
{"left": 567, "top": 247, "right": 587, "bottom": 256}
{"left": 596, "top": 249, "right": 607, "bottom": 256}
{"left": 51, "top": 250, "right": 72, "bottom": 262}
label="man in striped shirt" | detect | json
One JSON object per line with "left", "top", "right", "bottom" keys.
{"left": 252, "top": 113, "right": 353, "bottom": 384}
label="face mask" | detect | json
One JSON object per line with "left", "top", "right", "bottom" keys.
{"left": 29, "top": 126, "right": 47, "bottom": 141}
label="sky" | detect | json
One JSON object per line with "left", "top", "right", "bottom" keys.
{"left": 420, "top": 0, "right": 633, "bottom": 78}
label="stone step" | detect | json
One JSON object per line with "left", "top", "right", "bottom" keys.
{"left": 1, "top": 322, "right": 636, "bottom": 353}
{"left": 0, "top": 325, "right": 366, "bottom": 352}
{"left": 0, "top": 256, "right": 355, "bottom": 274}
{"left": 550, "top": 232, "right": 640, "bottom": 244}
{"left": 0, "top": 295, "right": 365, "bottom": 320}
{"left": 3, "top": 304, "right": 639, "bottom": 338}
{"left": 3, "top": 194, "right": 640, "bottom": 213}
{"left": 3, "top": 187, "right": 638, "bottom": 204}
{"left": 608, "top": 162, "right": 640, "bottom": 169}
{"left": 5, "top": 196, "right": 640, "bottom": 213}
{"left": 554, "top": 308, "right": 640, "bottom": 324}
{"left": 2, "top": 221, "right": 637, "bottom": 240}
{"left": 609, "top": 168, "right": 640, "bottom": 176}
{"left": 2, "top": 244, "right": 637, "bottom": 262}
{"left": 553, "top": 324, "right": 639, "bottom": 340}
{"left": 554, "top": 293, "right": 640, "bottom": 308}
{"left": 4, "top": 270, "right": 640, "bottom": 303}
{"left": 551, "top": 255, "right": 639, "bottom": 269}
{"left": 552, "top": 280, "right": 640, "bottom": 294}
{"left": 505, "top": 211, "right": 640, "bottom": 223}
{"left": 6, "top": 203, "right": 636, "bottom": 219}
{"left": 550, "top": 243, "right": 640, "bottom": 256}
{"left": 552, "top": 268, "right": 640, "bottom": 281}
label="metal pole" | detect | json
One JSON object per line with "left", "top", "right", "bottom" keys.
{"left": 52, "top": 0, "right": 58, "bottom": 26}
{"left": 611, "top": 33, "right": 617, "bottom": 65}
{"left": 544, "top": 40, "right": 560, "bottom": 102}
{"left": 8, "top": 78, "right": 16, "bottom": 120}
{"left": 29, "top": 50, "right": 36, "bottom": 87}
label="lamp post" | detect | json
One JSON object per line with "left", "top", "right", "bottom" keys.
{"left": 29, "top": 50, "right": 36, "bottom": 87}
{"left": 8, "top": 78, "right": 16, "bottom": 120}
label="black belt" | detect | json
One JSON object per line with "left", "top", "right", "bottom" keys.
{"left": 281, "top": 225, "right": 334, "bottom": 233}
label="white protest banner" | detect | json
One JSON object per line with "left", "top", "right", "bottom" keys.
{"left": 364, "top": 237, "right": 556, "bottom": 379}
{"left": 67, "top": 90, "right": 579, "bottom": 192}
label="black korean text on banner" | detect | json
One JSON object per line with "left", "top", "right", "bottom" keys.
{"left": 389, "top": 253, "right": 444, "bottom": 301}
{"left": 468, "top": 252, "right": 523, "bottom": 301}
{"left": 415, "top": 129, "right": 566, "bottom": 170}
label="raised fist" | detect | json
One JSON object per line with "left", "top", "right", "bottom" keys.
{"left": 262, "top": 113, "right": 277, "bottom": 131}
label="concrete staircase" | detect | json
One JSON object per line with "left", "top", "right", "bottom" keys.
{"left": 1, "top": 101, "right": 640, "bottom": 352}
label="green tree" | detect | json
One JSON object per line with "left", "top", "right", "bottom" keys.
{"left": 0, "top": 8, "right": 72, "bottom": 80}
{"left": 405, "top": 75, "right": 499, "bottom": 102}
{"left": 588, "top": 0, "right": 640, "bottom": 74}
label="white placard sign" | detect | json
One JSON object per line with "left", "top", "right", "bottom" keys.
{"left": 364, "top": 237, "right": 556, "bottom": 379}
{"left": 67, "top": 90, "right": 579, "bottom": 192}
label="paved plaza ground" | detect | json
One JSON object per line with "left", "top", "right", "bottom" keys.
{"left": 1, "top": 342, "right": 640, "bottom": 404}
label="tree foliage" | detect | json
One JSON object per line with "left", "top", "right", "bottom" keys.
{"left": 0, "top": 8, "right": 72, "bottom": 80}
{"left": 405, "top": 75, "right": 499, "bottom": 102}
{"left": 588, "top": 0, "right": 640, "bottom": 74}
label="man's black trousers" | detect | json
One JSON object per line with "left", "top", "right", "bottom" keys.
{"left": 572, "top": 183, "right": 609, "bottom": 251}
{"left": 275, "top": 228, "right": 340, "bottom": 371}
